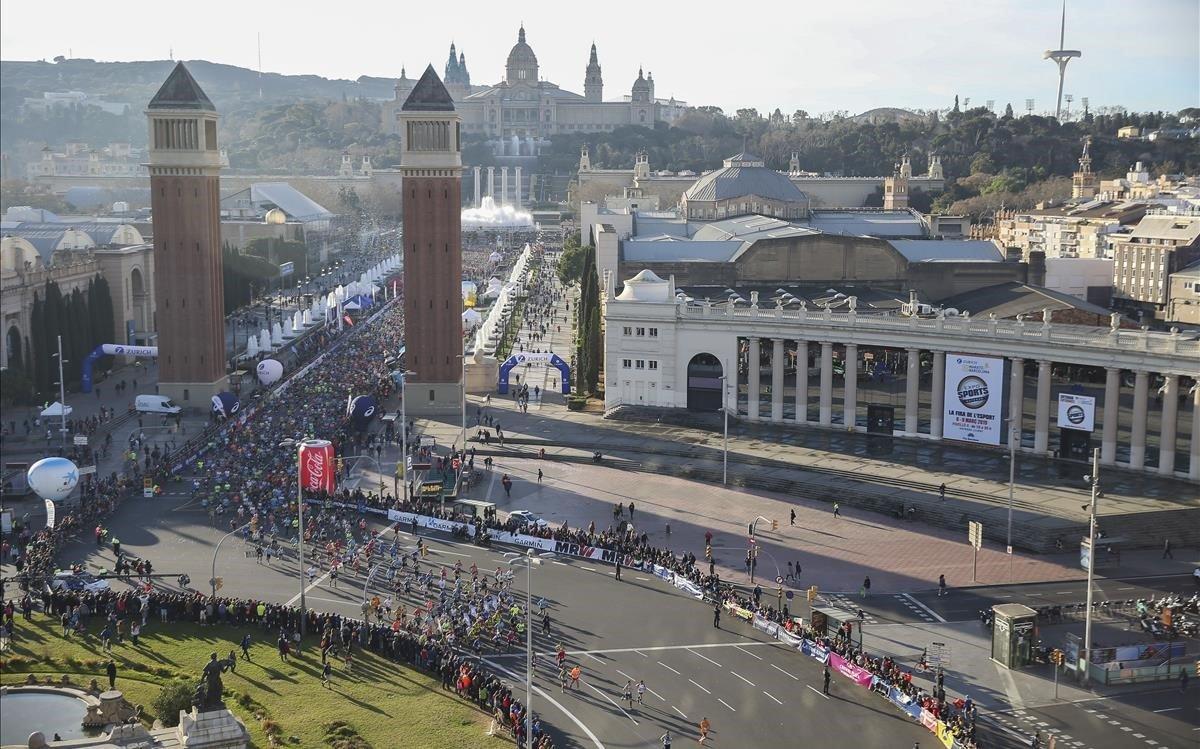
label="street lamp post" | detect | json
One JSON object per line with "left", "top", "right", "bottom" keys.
{"left": 509, "top": 549, "right": 542, "bottom": 746}
{"left": 1081, "top": 447, "right": 1100, "bottom": 685}
{"left": 398, "top": 370, "right": 416, "bottom": 501}
{"left": 279, "top": 438, "right": 314, "bottom": 638}
{"left": 719, "top": 369, "right": 730, "bottom": 486}
{"left": 211, "top": 521, "right": 252, "bottom": 599}
{"left": 458, "top": 354, "right": 468, "bottom": 455}
{"left": 1007, "top": 423, "right": 1017, "bottom": 579}
{"left": 54, "top": 335, "right": 68, "bottom": 453}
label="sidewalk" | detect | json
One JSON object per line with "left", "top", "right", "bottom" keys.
{"left": 378, "top": 278, "right": 1195, "bottom": 595}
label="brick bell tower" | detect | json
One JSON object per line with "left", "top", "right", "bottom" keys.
{"left": 400, "top": 65, "right": 463, "bottom": 413}
{"left": 146, "top": 62, "right": 228, "bottom": 405}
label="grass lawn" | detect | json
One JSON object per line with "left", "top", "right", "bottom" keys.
{"left": 1, "top": 615, "right": 499, "bottom": 749}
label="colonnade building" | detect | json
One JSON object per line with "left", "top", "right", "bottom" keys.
{"left": 604, "top": 270, "right": 1199, "bottom": 481}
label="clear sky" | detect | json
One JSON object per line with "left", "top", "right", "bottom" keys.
{"left": 2, "top": 0, "right": 1196, "bottom": 115}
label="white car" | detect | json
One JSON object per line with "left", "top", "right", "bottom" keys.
{"left": 508, "top": 510, "right": 549, "bottom": 528}
{"left": 49, "top": 571, "right": 111, "bottom": 594}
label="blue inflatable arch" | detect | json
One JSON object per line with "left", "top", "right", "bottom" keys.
{"left": 81, "top": 344, "right": 158, "bottom": 392}
{"left": 497, "top": 353, "right": 570, "bottom": 395}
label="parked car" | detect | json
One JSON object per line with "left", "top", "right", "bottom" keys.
{"left": 48, "top": 570, "right": 110, "bottom": 594}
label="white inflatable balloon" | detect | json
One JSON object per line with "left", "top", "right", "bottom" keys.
{"left": 27, "top": 457, "right": 79, "bottom": 502}
{"left": 256, "top": 358, "right": 284, "bottom": 386}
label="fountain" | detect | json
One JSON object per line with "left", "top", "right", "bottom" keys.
{"left": 461, "top": 196, "right": 534, "bottom": 230}
{"left": 258, "top": 329, "right": 271, "bottom": 352}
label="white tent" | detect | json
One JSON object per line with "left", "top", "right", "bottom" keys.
{"left": 343, "top": 300, "right": 362, "bottom": 311}
{"left": 40, "top": 402, "right": 73, "bottom": 418}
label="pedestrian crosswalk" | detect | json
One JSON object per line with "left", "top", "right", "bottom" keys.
{"left": 825, "top": 594, "right": 880, "bottom": 624}
{"left": 893, "top": 593, "right": 936, "bottom": 623}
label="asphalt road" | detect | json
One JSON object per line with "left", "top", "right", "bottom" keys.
{"left": 38, "top": 492, "right": 933, "bottom": 749}
{"left": 13, "top": 484, "right": 1196, "bottom": 749}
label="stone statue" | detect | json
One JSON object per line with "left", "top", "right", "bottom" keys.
{"left": 199, "top": 652, "right": 227, "bottom": 709}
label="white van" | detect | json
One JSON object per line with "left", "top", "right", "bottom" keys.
{"left": 134, "top": 394, "right": 182, "bottom": 415}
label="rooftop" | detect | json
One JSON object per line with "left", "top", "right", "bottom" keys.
{"left": 402, "top": 65, "right": 456, "bottom": 112}
{"left": 147, "top": 62, "right": 215, "bottom": 111}
{"left": 886, "top": 239, "right": 1005, "bottom": 263}
{"left": 807, "top": 210, "right": 925, "bottom": 238}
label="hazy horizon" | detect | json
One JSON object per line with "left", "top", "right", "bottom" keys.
{"left": 2, "top": 0, "right": 1197, "bottom": 116}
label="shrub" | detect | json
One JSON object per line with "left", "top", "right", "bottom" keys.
{"left": 567, "top": 395, "right": 587, "bottom": 411}
{"left": 152, "top": 681, "right": 194, "bottom": 727}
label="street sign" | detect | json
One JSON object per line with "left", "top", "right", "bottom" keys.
{"left": 279, "top": 261, "right": 295, "bottom": 278}
{"left": 419, "top": 436, "right": 436, "bottom": 447}
{"left": 73, "top": 434, "right": 89, "bottom": 446}
{"left": 142, "top": 477, "right": 154, "bottom": 498}
{"left": 78, "top": 465, "right": 97, "bottom": 476}
{"left": 968, "top": 521, "right": 983, "bottom": 582}
{"left": 785, "top": 590, "right": 794, "bottom": 600}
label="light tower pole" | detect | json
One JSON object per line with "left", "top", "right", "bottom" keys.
{"left": 1043, "top": 0, "right": 1081, "bottom": 121}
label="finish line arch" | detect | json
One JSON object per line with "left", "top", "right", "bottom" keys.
{"left": 81, "top": 343, "right": 158, "bottom": 393}
{"left": 498, "top": 352, "right": 570, "bottom": 395}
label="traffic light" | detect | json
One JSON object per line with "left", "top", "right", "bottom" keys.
{"left": 807, "top": 585, "right": 818, "bottom": 603}
{"left": 214, "top": 577, "right": 224, "bottom": 591}
{"left": 747, "top": 522, "right": 755, "bottom": 537}
{"left": 1050, "top": 649, "right": 1064, "bottom": 666}
{"left": 771, "top": 519, "right": 779, "bottom": 531}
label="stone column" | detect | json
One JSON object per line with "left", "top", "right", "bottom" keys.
{"left": 1129, "top": 370, "right": 1149, "bottom": 468}
{"left": 930, "top": 350, "right": 945, "bottom": 439}
{"left": 1158, "top": 374, "right": 1178, "bottom": 476}
{"left": 748, "top": 337, "right": 761, "bottom": 421}
{"left": 473, "top": 166, "right": 482, "bottom": 207}
{"left": 795, "top": 340, "right": 808, "bottom": 423}
{"left": 500, "top": 167, "right": 509, "bottom": 206}
{"left": 1100, "top": 367, "right": 1120, "bottom": 465}
{"left": 1009, "top": 358, "right": 1025, "bottom": 450}
{"left": 819, "top": 341, "right": 833, "bottom": 425}
{"left": 486, "top": 166, "right": 495, "bottom": 198}
{"left": 904, "top": 348, "right": 920, "bottom": 434}
{"left": 1034, "top": 360, "right": 1052, "bottom": 453}
{"left": 843, "top": 343, "right": 858, "bottom": 430}
{"left": 514, "top": 166, "right": 523, "bottom": 209}
{"left": 771, "top": 338, "right": 784, "bottom": 421}
{"left": 1191, "top": 383, "right": 1200, "bottom": 481}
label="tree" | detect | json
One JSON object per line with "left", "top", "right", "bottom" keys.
{"left": 953, "top": 95, "right": 960, "bottom": 113}
{"left": 557, "top": 232, "right": 585, "bottom": 285}
{"left": 1004, "top": 103, "right": 1015, "bottom": 119}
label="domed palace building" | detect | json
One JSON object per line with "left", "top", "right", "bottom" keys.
{"left": 383, "top": 26, "right": 687, "bottom": 146}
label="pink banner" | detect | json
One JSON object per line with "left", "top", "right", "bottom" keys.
{"left": 829, "top": 653, "right": 875, "bottom": 687}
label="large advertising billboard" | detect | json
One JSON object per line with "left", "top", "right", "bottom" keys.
{"left": 943, "top": 355, "right": 1004, "bottom": 445}
{"left": 1057, "top": 393, "right": 1096, "bottom": 432}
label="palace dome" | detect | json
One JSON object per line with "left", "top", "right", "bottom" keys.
{"left": 505, "top": 26, "right": 539, "bottom": 84}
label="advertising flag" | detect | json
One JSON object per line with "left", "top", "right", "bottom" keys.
{"left": 297, "top": 439, "right": 336, "bottom": 494}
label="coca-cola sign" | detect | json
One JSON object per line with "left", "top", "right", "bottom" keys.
{"left": 297, "top": 439, "right": 336, "bottom": 494}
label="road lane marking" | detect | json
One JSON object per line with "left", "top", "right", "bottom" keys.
{"left": 616, "top": 669, "right": 635, "bottom": 682}
{"left": 688, "top": 679, "right": 710, "bottom": 694}
{"left": 901, "top": 593, "right": 947, "bottom": 623}
{"left": 481, "top": 657, "right": 605, "bottom": 749}
{"left": 658, "top": 662, "right": 681, "bottom": 675}
{"left": 636, "top": 576, "right": 651, "bottom": 581}
{"left": 735, "top": 645, "right": 764, "bottom": 660}
{"left": 1152, "top": 708, "right": 1180, "bottom": 713}
{"left": 806, "top": 685, "right": 829, "bottom": 700}
{"left": 634, "top": 650, "right": 648, "bottom": 658}
{"left": 672, "top": 705, "right": 688, "bottom": 719}
{"left": 730, "top": 671, "right": 755, "bottom": 687}
{"left": 552, "top": 561, "right": 568, "bottom": 566}
{"left": 717, "top": 698, "right": 736, "bottom": 712}
{"left": 771, "top": 664, "right": 799, "bottom": 680}
{"left": 762, "top": 690, "right": 783, "bottom": 705}
{"left": 579, "top": 566, "right": 597, "bottom": 571}
{"left": 688, "top": 649, "right": 723, "bottom": 667}
{"left": 490, "top": 641, "right": 777, "bottom": 659}
{"left": 584, "top": 681, "right": 638, "bottom": 725}
{"left": 585, "top": 653, "right": 604, "bottom": 664}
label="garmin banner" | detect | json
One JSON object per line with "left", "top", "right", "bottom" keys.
{"left": 1057, "top": 393, "right": 1096, "bottom": 432}
{"left": 943, "top": 355, "right": 1004, "bottom": 445}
